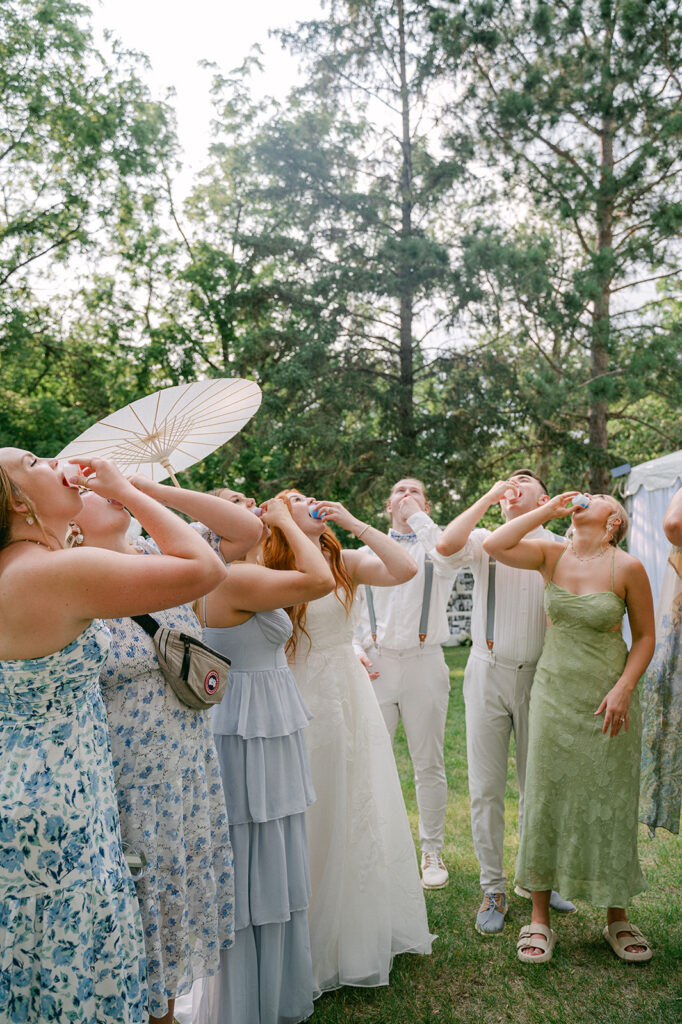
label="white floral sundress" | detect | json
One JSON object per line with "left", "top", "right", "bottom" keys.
{"left": 100, "top": 538, "right": 235, "bottom": 1018}
{"left": 0, "top": 619, "right": 148, "bottom": 1023}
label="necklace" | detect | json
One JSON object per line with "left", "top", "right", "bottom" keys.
{"left": 6, "top": 538, "right": 54, "bottom": 551}
{"left": 569, "top": 537, "right": 609, "bottom": 563}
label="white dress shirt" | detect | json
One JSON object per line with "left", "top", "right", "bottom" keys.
{"left": 353, "top": 511, "right": 460, "bottom": 652}
{"left": 445, "top": 525, "right": 560, "bottom": 665}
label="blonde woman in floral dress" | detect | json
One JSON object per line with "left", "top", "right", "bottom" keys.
{"left": 0, "top": 451, "right": 225, "bottom": 1023}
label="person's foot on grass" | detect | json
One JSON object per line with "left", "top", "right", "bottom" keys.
{"left": 515, "top": 884, "right": 576, "bottom": 914}
{"left": 475, "top": 891, "right": 507, "bottom": 935}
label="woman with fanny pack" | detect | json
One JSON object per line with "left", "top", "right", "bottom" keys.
{"left": 73, "top": 482, "right": 261, "bottom": 1024}
{"left": 190, "top": 494, "right": 335, "bottom": 1024}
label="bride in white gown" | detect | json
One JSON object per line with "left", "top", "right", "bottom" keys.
{"left": 264, "top": 491, "right": 434, "bottom": 997}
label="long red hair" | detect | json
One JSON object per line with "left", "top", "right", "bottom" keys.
{"left": 262, "top": 489, "right": 355, "bottom": 656}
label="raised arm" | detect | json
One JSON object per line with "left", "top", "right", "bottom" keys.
{"left": 17, "top": 459, "right": 226, "bottom": 624}
{"left": 208, "top": 499, "right": 335, "bottom": 623}
{"left": 482, "top": 493, "right": 577, "bottom": 574}
{"left": 436, "top": 480, "right": 519, "bottom": 557}
{"left": 663, "top": 488, "right": 682, "bottom": 546}
{"left": 311, "top": 500, "right": 417, "bottom": 586}
{"left": 126, "top": 475, "right": 262, "bottom": 561}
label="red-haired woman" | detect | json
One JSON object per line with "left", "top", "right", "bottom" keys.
{"left": 263, "top": 491, "right": 433, "bottom": 998}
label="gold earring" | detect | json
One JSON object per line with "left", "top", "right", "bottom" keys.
{"left": 66, "top": 523, "right": 84, "bottom": 547}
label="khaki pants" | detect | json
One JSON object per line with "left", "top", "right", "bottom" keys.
{"left": 463, "top": 648, "right": 536, "bottom": 893}
{"left": 368, "top": 645, "right": 450, "bottom": 855}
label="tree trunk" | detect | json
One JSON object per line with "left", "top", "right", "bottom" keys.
{"left": 589, "top": 24, "right": 615, "bottom": 494}
{"left": 397, "top": 0, "right": 415, "bottom": 456}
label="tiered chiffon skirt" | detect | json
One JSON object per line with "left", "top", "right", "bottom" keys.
{"left": 196, "top": 612, "right": 316, "bottom": 1024}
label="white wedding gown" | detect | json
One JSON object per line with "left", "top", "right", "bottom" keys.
{"left": 290, "top": 591, "right": 434, "bottom": 997}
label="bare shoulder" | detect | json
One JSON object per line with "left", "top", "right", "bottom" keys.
{"left": 211, "top": 560, "right": 263, "bottom": 592}
{"left": 340, "top": 548, "right": 362, "bottom": 569}
{"left": 618, "top": 550, "right": 649, "bottom": 583}
{"left": 0, "top": 549, "right": 92, "bottom": 653}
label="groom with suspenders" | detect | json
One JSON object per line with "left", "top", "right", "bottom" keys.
{"left": 353, "top": 477, "right": 459, "bottom": 890}
{"left": 435, "top": 470, "right": 576, "bottom": 933}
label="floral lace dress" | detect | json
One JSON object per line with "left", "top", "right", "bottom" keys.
{"left": 99, "top": 538, "right": 235, "bottom": 1018}
{"left": 0, "top": 620, "right": 147, "bottom": 1023}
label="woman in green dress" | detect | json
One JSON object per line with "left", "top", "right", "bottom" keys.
{"left": 483, "top": 491, "right": 655, "bottom": 964}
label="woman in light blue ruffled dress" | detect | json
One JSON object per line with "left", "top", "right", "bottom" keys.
{"left": 192, "top": 494, "right": 335, "bottom": 1024}
{"left": 74, "top": 480, "right": 261, "bottom": 1024}
{"left": 0, "top": 450, "right": 226, "bottom": 1024}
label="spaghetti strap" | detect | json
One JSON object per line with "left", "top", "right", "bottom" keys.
{"left": 550, "top": 543, "right": 568, "bottom": 582}
{"left": 610, "top": 548, "right": 616, "bottom": 592}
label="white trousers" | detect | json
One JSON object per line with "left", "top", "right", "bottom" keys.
{"left": 368, "top": 645, "right": 450, "bottom": 855}
{"left": 463, "top": 649, "right": 535, "bottom": 893}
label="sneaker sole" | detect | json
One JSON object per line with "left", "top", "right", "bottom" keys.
{"left": 475, "top": 921, "right": 505, "bottom": 936}
{"left": 421, "top": 877, "right": 449, "bottom": 890}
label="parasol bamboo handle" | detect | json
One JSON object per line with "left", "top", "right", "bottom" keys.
{"left": 160, "top": 458, "right": 181, "bottom": 487}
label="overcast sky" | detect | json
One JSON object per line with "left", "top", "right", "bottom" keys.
{"left": 90, "top": 0, "right": 324, "bottom": 194}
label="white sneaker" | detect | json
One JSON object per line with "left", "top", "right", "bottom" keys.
{"left": 421, "top": 851, "right": 449, "bottom": 889}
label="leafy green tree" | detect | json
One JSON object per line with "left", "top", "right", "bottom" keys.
{"left": 278, "top": 0, "right": 463, "bottom": 466}
{"left": 431, "top": 0, "right": 682, "bottom": 490}
{"left": 0, "top": 0, "right": 177, "bottom": 451}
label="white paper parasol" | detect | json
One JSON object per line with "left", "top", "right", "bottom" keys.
{"left": 57, "top": 378, "right": 262, "bottom": 484}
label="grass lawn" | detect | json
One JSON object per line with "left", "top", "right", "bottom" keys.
{"left": 310, "top": 647, "right": 682, "bottom": 1024}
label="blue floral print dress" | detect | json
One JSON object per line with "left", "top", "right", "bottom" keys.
{"left": 99, "top": 538, "right": 235, "bottom": 1018}
{"left": 0, "top": 619, "right": 148, "bottom": 1023}
{"left": 640, "top": 545, "right": 682, "bottom": 835}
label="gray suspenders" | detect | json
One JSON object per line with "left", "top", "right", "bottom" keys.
{"left": 365, "top": 553, "right": 434, "bottom": 649}
{"left": 419, "top": 555, "right": 434, "bottom": 646}
{"left": 486, "top": 556, "right": 496, "bottom": 653}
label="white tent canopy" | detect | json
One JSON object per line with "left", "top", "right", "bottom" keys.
{"left": 623, "top": 450, "right": 681, "bottom": 619}
{"left": 623, "top": 449, "right": 682, "bottom": 500}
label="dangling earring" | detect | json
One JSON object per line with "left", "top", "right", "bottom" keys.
{"left": 66, "top": 522, "right": 84, "bottom": 547}
{"left": 25, "top": 514, "right": 35, "bottom": 526}
{"left": 603, "top": 513, "right": 620, "bottom": 545}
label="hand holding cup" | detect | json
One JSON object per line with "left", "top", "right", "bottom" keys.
{"left": 260, "top": 497, "right": 293, "bottom": 528}
{"left": 488, "top": 479, "right": 521, "bottom": 506}
{"left": 543, "top": 491, "right": 581, "bottom": 520}
{"left": 68, "top": 458, "right": 136, "bottom": 502}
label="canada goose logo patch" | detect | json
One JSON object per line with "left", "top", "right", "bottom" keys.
{"left": 204, "top": 669, "right": 220, "bottom": 695}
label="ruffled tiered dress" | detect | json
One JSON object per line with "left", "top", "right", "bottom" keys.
{"left": 0, "top": 620, "right": 147, "bottom": 1022}
{"left": 195, "top": 608, "right": 316, "bottom": 1024}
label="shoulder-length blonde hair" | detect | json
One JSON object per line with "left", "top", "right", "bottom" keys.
{"left": 262, "top": 489, "right": 355, "bottom": 656}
